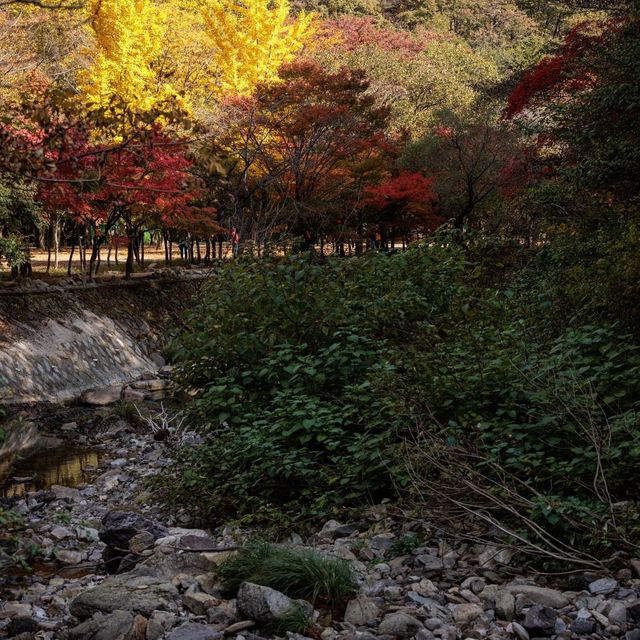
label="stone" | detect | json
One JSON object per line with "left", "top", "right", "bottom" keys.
{"left": 495, "top": 590, "right": 515, "bottom": 621}
{"left": 504, "top": 585, "right": 569, "bottom": 609}
{"left": 450, "top": 603, "right": 483, "bottom": 627}
{"left": 57, "top": 549, "right": 83, "bottom": 565}
{"left": 132, "top": 379, "right": 170, "bottom": 391}
{"left": 7, "top": 618, "right": 39, "bottom": 636}
{"left": 146, "top": 611, "right": 177, "bottom": 640}
{"left": 69, "top": 610, "right": 134, "bottom": 640}
{"left": 236, "top": 582, "right": 311, "bottom": 624}
{"left": 51, "top": 484, "right": 81, "bottom": 500}
{"left": 129, "top": 531, "right": 156, "bottom": 554}
{"left": 343, "top": 596, "right": 380, "bottom": 626}
{"left": 588, "top": 577, "right": 618, "bottom": 595}
{"left": 522, "top": 605, "right": 557, "bottom": 637}
{"left": 478, "top": 545, "right": 515, "bottom": 569}
{"left": 415, "top": 554, "right": 444, "bottom": 575}
{"left": 591, "top": 610, "right": 609, "bottom": 627}
{"left": 626, "top": 631, "right": 640, "bottom": 640}
{"left": 134, "top": 548, "right": 234, "bottom": 578}
{"left": 378, "top": 612, "right": 424, "bottom": 638}
{"left": 100, "top": 510, "right": 168, "bottom": 549}
{"left": 461, "top": 577, "right": 485, "bottom": 595}
{"left": 605, "top": 601, "right": 627, "bottom": 626}
{"left": 80, "top": 386, "right": 123, "bottom": 406}
{"left": 0, "top": 602, "right": 33, "bottom": 619}
{"left": 183, "top": 591, "right": 220, "bottom": 616}
{"left": 166, "top": 623, "right": 222, "bottom": 640}
{"left": 630, "top": 559, "right": 640, "bottom": 578}
{"left": 122, "top": 388, "right": 146, "bottom": 403}
{"left": 570, "top": 618, "right": 596, "bottom": 634}
{"left": 224, "top": 621, "right": 256, "bottom": 635}
{"left": 626, "top": 599, "right": 640, "bottom": 622}
{"left": 69, "top": 575, "right": 179, "bottom": 618}
{"left": 511, "top": 621, "right": 530, "bottom": 640}
{"left": 50, "top": 525, "right": 73, "bottom": 540}
{"left": 371, "top": 533, "right": 395, "bottom": 551}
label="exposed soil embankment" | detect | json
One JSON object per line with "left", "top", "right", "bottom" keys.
{"left": 0, "top": 273, "right": 204, "bottom": 404}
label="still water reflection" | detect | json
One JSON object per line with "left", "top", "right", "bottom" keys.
{"left": 0, "top": 445, "right": 101, "bottom": 498}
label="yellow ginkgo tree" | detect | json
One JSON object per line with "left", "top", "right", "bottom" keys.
{"left": 80, "top": 0, "right": 176, "bottom": 114}
{"left": 202, "top": 0, "right": 314, "bottom": 96}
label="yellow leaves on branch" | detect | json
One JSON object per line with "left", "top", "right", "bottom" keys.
{"left": 79, "top": 0, "right": 314, "bottom": 117}
{"left": 202, "top": 0, "right": 313, "bottom": 96}
{"left": 80, "top": 0, "right": 175, "bottom": 113}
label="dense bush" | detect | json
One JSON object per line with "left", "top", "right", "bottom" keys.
{"left": 166, "top": 229, "right": 640, "bottom": 555}
{"left": 167, "top": 241, "right": 466, "bottom": 524}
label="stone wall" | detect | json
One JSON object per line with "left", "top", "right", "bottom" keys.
{"left": 0, "top": 276, "right": 203, "bottom": 404}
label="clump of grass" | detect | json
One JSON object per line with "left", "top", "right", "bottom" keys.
{"left": 264, "top": 604, "right": 312, "bottom": 636}
{"left": 112, "top": 400, "right": 137, "bottom": 421}
{"left": 219, "top": 541, "right": 357, "bottom": 608}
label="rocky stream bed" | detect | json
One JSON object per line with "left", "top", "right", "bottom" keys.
{"left": 1, "top": 373, "right": 640, "bottom": 640}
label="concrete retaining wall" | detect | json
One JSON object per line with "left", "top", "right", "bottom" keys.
{"left": 0, "top": 276, "right": 203, "bottom": 404}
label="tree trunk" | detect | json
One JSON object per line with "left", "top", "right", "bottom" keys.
{"left": 67, "top": 239, "right": 76, "bottom": 276}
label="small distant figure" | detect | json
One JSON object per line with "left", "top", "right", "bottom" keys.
{"left": 178, "top": 240, "right": 188, "bottom": 260}
{"left": 230, "top": 227, "right": 240, "bottom": 258}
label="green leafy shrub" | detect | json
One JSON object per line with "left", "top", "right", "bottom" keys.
{"left": 219, "top": 542, "right": 357, "bottom": 608}
{"left": 165, "top": 242, "right": 466, "bottom": 523}
{"left": 405, "top": 310, "right": 640, "bottom": 554}
{"left": 164, "top": 228, "right": 640, "bottom": 557}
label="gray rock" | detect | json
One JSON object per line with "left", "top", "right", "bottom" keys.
{"left": 495, "top": 590, "right": 515, "bottom": 621}
{"left": 146, "top": 611, "right": 177, "bottom": 640}
{"left": 183, "top": 590, "right": 220, "bottom": 616}
{"left": 450, "top": 603, "right": 483, "bottom": 627}
{"left": 461, "top": 577, "right": 485, "bottom": 595}
{"left": 100, "top": 510, "right": 168, "bottom": 550}
{"left": 166, "top": 623, "right": 222, "bottom": 640}
{"left": 378, "top": 612, "right": 424, "bottom": 638}
{"left": 606, "top": 601, "right": 627, "bottom": 626}
{"left": 570, "top": 618, "right": 596, "bottom": 634}
{"left": 523, "top": 605, "right": 557, "bottom": 637}
{"left": 415, "top": 554, "right": 444, "bottom": 575}
{"left": 80, "top": 386, "right": 123, "bottom": 406}
{"left": 69, "top": 575, "right": 179, "bottom": 618}
{"left": 236, "top": 582, "right": 311, "bottom": 624}
{"left": 6, "top": 618, "right": 39, "bottom": 636}
{"left": 129, "top": 531, "right": 156, "bottom": 554}
{"left": 68, "top": 610, "right": 134, "bottom": 640}
{"left": 626, "top": 599, "right": 640, "bottom": 622}
{"left": 588, "top": 578, "right": 618, "bottom": 595}
{"left": 504, "top": 585, "right": 569, "bottom": 609}
{"left": 511, "top": 621, "right": 530, "bottom": 640}
{"left": 57, "top": 549, "right": 83, "bottom": 565}
{"left": 343, "top": 596, "right": 380, "bottom": 626}
{"left": 135, "top": 549, "right": 235, "bottom": 579}
{"left": 50, "top": 526, "right": 73, "bottom": 540}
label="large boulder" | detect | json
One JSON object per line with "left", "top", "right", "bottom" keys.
{"left": 69, "top": 575, "right": 179, "bottom": 619}
{"left": 236, "top": 582, "right": 311, "bottom": 624}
